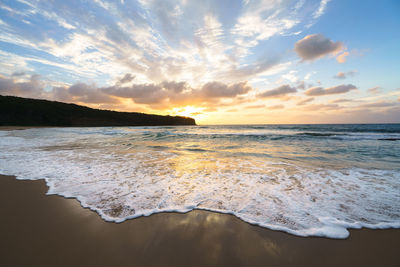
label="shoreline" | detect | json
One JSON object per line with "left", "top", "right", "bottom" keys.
{"left": 0, "top": 126, "right": 53, "bottom": 131}
{"left": 7, "top": 173, "right": 398, "bottom": 239}
{"left": 1, "top": 174, "right": 399, "bottom": 266}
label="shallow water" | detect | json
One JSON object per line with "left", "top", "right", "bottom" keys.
{"left": 1, "top": 124, "right": 399, "bottom": 238}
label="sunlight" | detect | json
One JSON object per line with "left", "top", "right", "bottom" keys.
{"left": 170, "top": 106, "right": 205, "bottom": 120}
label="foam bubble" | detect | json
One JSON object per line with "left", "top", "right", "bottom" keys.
{"left": 1, "top": 127, "right": 399, "bottom": 238}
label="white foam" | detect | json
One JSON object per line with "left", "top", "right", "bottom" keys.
{"left": 1, "top": 127, "right": 399, "bottom": 239}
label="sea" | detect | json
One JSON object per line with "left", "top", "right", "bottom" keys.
{"left": 1, "top": 124, "right": 399, "bottom": 238}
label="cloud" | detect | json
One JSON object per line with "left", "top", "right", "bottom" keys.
{"left": 303, "top": 103, "right": 339, "bottom": 111}
{"left": 304, "top": 72, "right": 316, "bottom": 80}
{"left": 1, "top": 72, "right": 256, "bottom": 110}
{"left": 305, "top": 84, "right": 357, "bottom": 96}
{"left": 294, "top": 34, "right": 344, "bottom": 61}
{"left": 360, "top": 101, "right": 398, "bottom": 108}
{"left": 258, "top": 84, "right": 297, "bottom": 98}
{"left": 221, "top": 56, "right": 285, "bottom": 82}
{"left": 268, "top": 104, "right": 284, "bottom": 110}
{"left": 278, "top": 70, "right": 299, "bottom": 83}
{"left": 231, "top": 0, "right": 301, "bottom": 56}
{"left": 161, "top": 81, "right": 188, "bottom": 93}
{"left": 0, "top": 74, "right": 44, "bottom": 98}
{"left": 368, "top": 86, "right": 382, "bottom": 94}
{"left": 334, "top": 72, "right": 346, "bottom": 79}
{"left": 334, "top": 70, "right": 357, "bottom": 79}
{"left": 102, "top": 84, "right": 169, "bottom": 105}
{"left": 295, "top": 106, "right": 400, "bottom": 123}
{"left": 201, "top": 81, "right": 251, "bottom": 98}
{"left": 245, "top": 104, "right": 265, "bottom": 109}
{"left": 117, "top": 73, "right": 135, "bottom": 85}
{"left": 57, "top": 80, "right": 254, "bottom": 108}
{"left": 336, "top": 51, "right": 349, "bottom": 63}
{"left": 330, "top": 98, "right": 353, "bottom": 103}
{"left": 296, "top": 81, "right": 307, "bottom": 90}
{"left": 343, "top": 107, "right": 400, "bottom": 123}
{"left": 313, "top": 0, "right": 331, "bottom": 19}
{"left": 11, "top": 71, "right": 26, "bottom": 77}
{"left": 297, "top": 97, "right": 314, "bottom": 105}
{"left": 59, "top": 83, "right": 119, "bottom": 104}
{"left": 0, "top": 0, "right": 335, "bottom": 92}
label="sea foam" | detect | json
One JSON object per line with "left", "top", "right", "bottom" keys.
{"left": 1, "top": 126, "right": 399, "bottom": 239}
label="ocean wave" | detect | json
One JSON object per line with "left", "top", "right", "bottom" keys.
{"left": 296, "top": 132, "right": 340, "bottom": 137}
{"left": 1, "top": 126, "right": 399, "bottom": 239}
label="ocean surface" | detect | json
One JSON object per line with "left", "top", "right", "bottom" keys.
{"left": 1, "top": 124, "right": 399, "bottom": 238}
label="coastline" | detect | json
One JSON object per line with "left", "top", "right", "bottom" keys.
{"left": 0, "top": 126, "right": 51, "bottom": 131}
{"left": 1, "top": 174, "right": 399, "bottom": 267}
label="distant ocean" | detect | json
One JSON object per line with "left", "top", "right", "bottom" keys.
{"left": 1, "top": 124, "right": 399, "bottom": 238}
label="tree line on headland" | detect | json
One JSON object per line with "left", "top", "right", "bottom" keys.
{"left": 0, "top": 95, "right": 196, "bottom": 126}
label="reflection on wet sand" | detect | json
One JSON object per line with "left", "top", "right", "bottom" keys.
{"left": 159, "top": 211, "right": 281, "bottom": 263}
{"left": 0, "top": 175, "right": 400, "bottom": 267}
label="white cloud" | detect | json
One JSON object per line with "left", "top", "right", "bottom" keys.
{"left": 231, "top": 1, "right": 300, "bottom": 58}
{"left": 313, "top": 0, "right": 331, "bottom": 19}
{"left": 0, "top": 0, "right": 336, "bottom": 109}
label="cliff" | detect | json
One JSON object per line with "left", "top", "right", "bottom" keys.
{"left": 0, "top": 95, "right": 196, "bottom": 126}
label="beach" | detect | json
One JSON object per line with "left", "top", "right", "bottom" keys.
{"left": 1, "top": 0, "right": 399, "bottom": 265}
{"left": 0, "top": 174, "right": 399, "bottom": 267}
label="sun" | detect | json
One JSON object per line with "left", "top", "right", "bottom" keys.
{"left": 170, "top": 106, "right": 204, "bottom": 119}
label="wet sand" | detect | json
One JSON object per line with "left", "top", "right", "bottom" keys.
{"left": 0, "top": 174, "right": 399, "bottom": 267}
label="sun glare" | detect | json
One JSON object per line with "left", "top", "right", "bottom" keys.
{"left": 170, "top": 106, "right": 204, "bottom": 119}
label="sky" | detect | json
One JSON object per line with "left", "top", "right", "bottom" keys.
{"left": 0, "top": 0, "right": 399, "bottom": 124}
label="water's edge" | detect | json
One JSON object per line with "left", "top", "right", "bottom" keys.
{"left": 3, "top": 172, "right": 400, "bottom": 239}
{"left": 1, "top": 125, "right": 399, "bottom": 239}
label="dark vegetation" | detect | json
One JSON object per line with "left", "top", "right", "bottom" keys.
{"left": 0, "top": 95, "right": 196, "bottom": 126}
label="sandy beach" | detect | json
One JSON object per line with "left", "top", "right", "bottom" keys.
{"left": 0, "top": 174, "right": 399, "bottom": 267}
{"left": 1, "top": 0, "right": 399, "bottom": 265}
